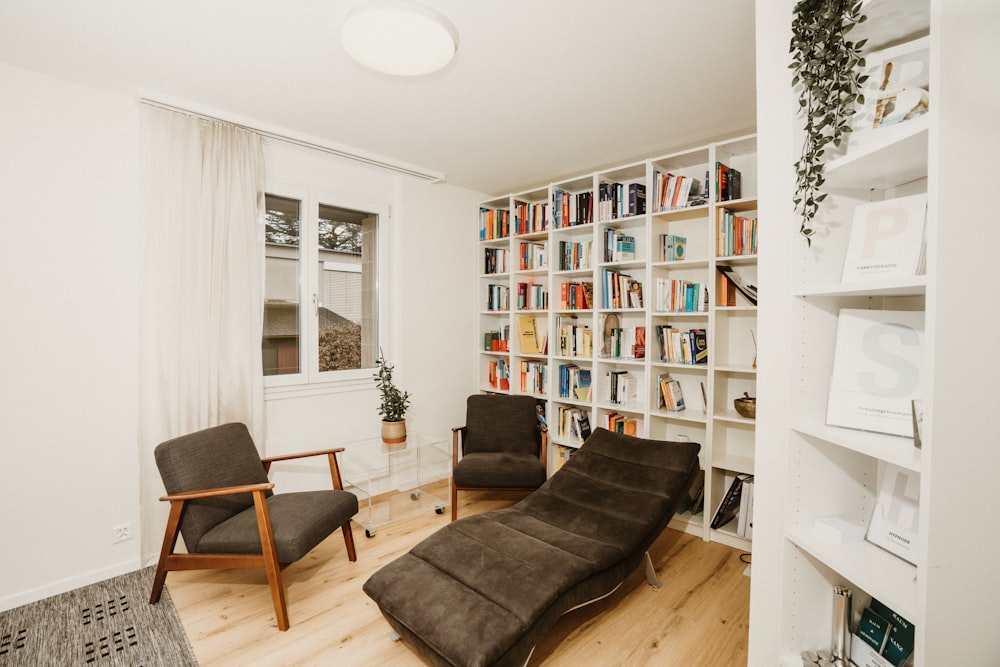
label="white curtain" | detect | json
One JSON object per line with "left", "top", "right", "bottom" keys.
{"left": 137, "top": 105, "right": 266, "bottom": 562}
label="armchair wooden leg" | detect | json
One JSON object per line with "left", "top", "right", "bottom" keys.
{"left": 341, "top": 523, "right": 357, "bottom": 562}
{"left": 150, "top": 500, "right": 185, "bottom": 605}
{"left": 253, "top": 490, "right": 289, "bottom": 631}
{"left": 451, "top": 483, "right": 458, "bottom": 522}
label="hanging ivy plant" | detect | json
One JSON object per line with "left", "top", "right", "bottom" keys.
{"left": 790, "top": 0, "right": 868, "bottom": 243}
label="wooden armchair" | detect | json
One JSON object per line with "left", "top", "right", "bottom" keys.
{"left": 149, "top": 422, "right": 358, "bottom": 631}
{"left": 451, "top": 394, "right": 547, "bottom": 521}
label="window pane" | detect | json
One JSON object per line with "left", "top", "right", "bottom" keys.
{"left": 317, "top": 203, "right": 376, "bottom": 372}
{"left": 263, "top": 194, "right": 301, "bottom": 375}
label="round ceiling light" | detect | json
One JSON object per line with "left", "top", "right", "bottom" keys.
{"left": 341, "top": 0, "right": 459, "bottom": 77}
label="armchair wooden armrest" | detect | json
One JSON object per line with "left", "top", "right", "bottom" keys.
{"left": 159, "top": 482, "right": 274, "bottom": 503}
{"left": 261, "top": 447, "right": 346, "bottom": 465}
{"left": 261, "top": 447, "right": 349, "bottom": 490}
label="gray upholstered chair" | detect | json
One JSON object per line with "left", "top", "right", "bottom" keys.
{"left": 450, "top": 394, "right": 547, "bottom": 521}
{"left": 148, "top": 422, "right": 358, "bottom": 631}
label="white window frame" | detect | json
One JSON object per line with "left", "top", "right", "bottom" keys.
{"left": 263, "top": 184, "right": 390, "bottom": 397}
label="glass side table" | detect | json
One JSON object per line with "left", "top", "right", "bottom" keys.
{"left": 339, "top": 432, "right": 451, "bottom": 537}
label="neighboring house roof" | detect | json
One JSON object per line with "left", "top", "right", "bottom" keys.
{"left": 263, "top": 301, "right": 353, "bottom": 338}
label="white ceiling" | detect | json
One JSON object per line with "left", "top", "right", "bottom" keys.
{"left": 0, "top": 0, "right": 757, "bottom": 196}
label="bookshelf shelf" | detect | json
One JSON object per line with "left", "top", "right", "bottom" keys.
{"left": 790, "top": 421, "right": 923, "bottom": 474}
{"left": 793, "top": 276, "right": 927, "bottom": 298}
{"left": 649, "top": 410, "right": 707, "bottom": 425}
{"left": 824, "top": 119, "right": 929, "bottom": 190}
{"left": 476, "top": 133, "right": 757, "bottom": 549}
{"left": 784, "top": 527, "right": 918, "bottom": 622}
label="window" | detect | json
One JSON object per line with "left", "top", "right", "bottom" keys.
{"left": 263, "top": 190, "right": 382, "bottom": 386}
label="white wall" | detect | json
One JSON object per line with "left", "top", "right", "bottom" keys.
{"left": 0, "top": 63, "right": 142, "bottom": 608}
{"left": 0, "top": 62, "right": 482, "bottom": 609}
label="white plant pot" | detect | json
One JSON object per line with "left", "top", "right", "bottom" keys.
{"left": 381, "top": 420, "right": 407, "bottom": 445}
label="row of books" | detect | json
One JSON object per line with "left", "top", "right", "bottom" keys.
{"left": 558, "top": 281, "right": 592, "bottom": 310}
{"left": 716, "top": 161, "right": 742, "bottom": 202}
{"left": 553, "top": 444, "right": 578, "bottom": 471}
{"left": 516, "top": 281, "right": 547, "bottom": 311}
{"left": 516, "top": 316, "right": 547, "bottom": 355}
{"left": 486, "top": 283, "right": 509, "bottom": 311}
{"left": 603, "top": 228, "right": 636, "bottom": 262}
{"left": 480, "top": 206, "right": 510, "bottom": 240}
{"left": 676, "top": 469, "right": 705, "bottom": 516}
{"left": 602, "top": 269, "right": 643, "bottom": 309}
{"left": 603, "top": 325, "right": 645, "bottom": 360}
{"left": 555, "top": 406, "right": 591, "bottom": 442}
{"left": 854, "top": 597, "right": 914, "bottom": 667}
{"left": 653, "top": 170, "right": 706, "bottom": 211}
{"left": 518, "top": 241, "right": 546, "bottom": 271}
{"left": 655, "top": 325, "right": 707, "bottom": 364}
{"left": 513, "top": 200, "right": 549, "bottom": 235}
{"left": 557, "top": 364, "right": 592, "bottom": 401}
{"left": 552, "top": 189, "right": 594, "bottom": 228}
{"left": 605, "top": 370, "right": 637, "bottom": 406}
{"left": 658, "top": 234, "right": 687, "bottom": 262}
{"left": 653, "top": 277, "right": 709, "bottom": 313}
{"left": 483, "top": 246, "right": 508, "bottom": 275}
{"left": 487, "top": 359, "right": 510, "bottom": 390}
{"left": 717, "top": 209, "right": 757, "bottom": 257}
{"left": 716, "top": 266, "right": 757, "bottom": 306}
{"left": 597, "top": 181, "right": 646, "bottom": 221}
{"left": 557, "top": 240, "right": 592, "bottom": 271}
{"left": 519, "top": 360, "right": 547, "bottom": 395}
{"left": 484, "top": 161, "right": 748, "bottom": 241}
{"left": 554, "top": 316, "right": 592, "bottom": 357}
{"left": 657, "top": 373, "right": 686, "bottom": 412}
{"left": 711, "top": 472, "right": 753, "bottom": 531}
{"left": 483, "top": 326, "right": 510, "bottom": 352}
{"left": 605, "top": 412, "right": 637, "bottom": 435}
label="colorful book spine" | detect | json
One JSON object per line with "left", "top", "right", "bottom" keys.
{"left": 479, "top": 207, "right": 509, "bottom": 240}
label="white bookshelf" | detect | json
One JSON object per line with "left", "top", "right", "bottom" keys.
{"left": 476, "top": 134, "right": 758, "bottom": 549}
{"left": 751, "top": 1, "right": 1000, "bottom": 665}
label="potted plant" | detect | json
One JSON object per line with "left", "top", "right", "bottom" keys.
{"left": 790, "top": 0, "right": 868, "bottom": 244}
{"left": 374, "top": 350, "right": 411, "bottom": 445}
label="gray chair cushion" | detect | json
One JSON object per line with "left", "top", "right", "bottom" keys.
{"left": 463, "top": 394, "right": 540, "bottom": 456}
{"left": 452, "top": 452, "right": 546, "bottom": 488}
{"left": 198, "top": 490, "right": 359, "bottom": 563}
{"left": 364, "top": 427, "right": 700, "bottom": 667}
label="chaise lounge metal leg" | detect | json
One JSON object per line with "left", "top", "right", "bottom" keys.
{"left": 644, "top": 551, "right": 662, "bottom": 588}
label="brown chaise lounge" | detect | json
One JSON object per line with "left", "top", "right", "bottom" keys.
{"left": 363, "top": 427, "right": 700, "bottom": 667}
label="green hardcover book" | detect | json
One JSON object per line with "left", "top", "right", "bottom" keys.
{"left": 870, "top": 599, "right": 915, "bottom": 666}
{"left": 857, "top": 607, "right": 891, "bottom": 654}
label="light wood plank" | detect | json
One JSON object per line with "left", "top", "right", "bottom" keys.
{"left": 167, "top": 487, "right": 750, "bottom": 666}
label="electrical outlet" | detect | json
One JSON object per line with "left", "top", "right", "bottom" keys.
{"left": 112, "top": 523, "right": 134, "bottom": 544}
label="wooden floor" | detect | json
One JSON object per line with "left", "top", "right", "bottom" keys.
{"left": 167, "top": 488, "right": 750, "bottom": 666}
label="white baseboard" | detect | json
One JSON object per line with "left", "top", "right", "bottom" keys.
{"left": 0, "top": 558, "right": 142, "bottom": 612}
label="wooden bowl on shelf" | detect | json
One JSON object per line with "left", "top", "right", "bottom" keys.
{"left": 734, "top": 394, "right": 756, "bottom": 419}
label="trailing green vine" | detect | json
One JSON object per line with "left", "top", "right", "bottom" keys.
{"left": 790, "top": 0, "right": 868, "bottom": 243}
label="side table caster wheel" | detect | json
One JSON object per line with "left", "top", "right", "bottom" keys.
{"left": 410, "top": 491, "right": 421, "bottom": 501}
{"left": 365, "top": 525, "right": 376, "bottom": 538}
{"left": 434, "top": 504, "right": 445, "bottom": 515}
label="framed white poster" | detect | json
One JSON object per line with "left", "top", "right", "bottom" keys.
{"left": 826, "top": 309, "right": 924, "bottom": 437}
{"left": 842, "top": 194, "right": 927, "bottom": 282}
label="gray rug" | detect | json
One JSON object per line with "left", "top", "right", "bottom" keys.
{"left": 0, "top": 566, "right": 197, "bottom": 666}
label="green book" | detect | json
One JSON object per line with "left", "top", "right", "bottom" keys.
{"left": 870, "top": 599, "right": 915, "bottom": 666}
{"left": 857, "top": 607, "right": 891, "bottom": 654}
